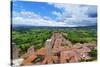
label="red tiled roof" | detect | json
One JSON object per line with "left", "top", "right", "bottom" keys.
{"left": 36, "top": 48, "right": 46, "bottom": 55}
{"left": 20, "top": 32, "right": 96, "bottom": 65}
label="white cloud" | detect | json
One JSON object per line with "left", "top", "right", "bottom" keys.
{"left": 50, "top": 3, "right": 97, "bottom": 26}
{"left": 52, "top": 11, "right": 62, "bottom": 17}
{"left": 51, "top": 3, "right": 89, "bottom": 18}
{"left": 12, "top": 11, "right": 69, "bottom": 27}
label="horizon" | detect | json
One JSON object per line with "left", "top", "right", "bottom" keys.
{"left": 12, "top": 24, "right": 97, "bottom": 28}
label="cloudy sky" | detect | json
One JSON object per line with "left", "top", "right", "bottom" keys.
{"left": 12, "top": 0, "right": 97, "bottom": 27}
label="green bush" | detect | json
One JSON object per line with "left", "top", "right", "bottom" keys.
{"left": 89, "top": 49, "right": 97, "bottom": 58}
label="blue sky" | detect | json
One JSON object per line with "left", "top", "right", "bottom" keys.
{"left": 12, "top": 0, "right": 97, "bottom": 27}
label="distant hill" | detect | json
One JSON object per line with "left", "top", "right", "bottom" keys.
{"left": 11, "top": 24, "right": 97, "bottom": 31}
